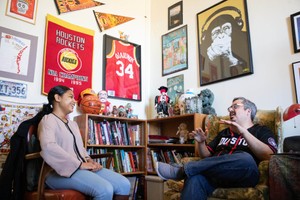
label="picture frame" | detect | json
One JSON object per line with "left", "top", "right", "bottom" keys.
{"left": 167, "top": 74, "right": 184, "bottom": 103}
{"left": 197, "top": 0, "right": 253, "bottom": 86}
{"left": 0, "top": 26, "right": 38, "bottom": 82}
{"left": 168, "top": 1, "right": 183, "bottom": 30}
{"left": 103, "top": 34, "right": 142, "bottom": 101}
{"left": 290, "top": 11, "right": 300, "bottom": 53}
{"left": 5, "top": 0, "right": 38, "bottom": 24}
{"left": 162, "top": 25, "right": 188, "bottom": 76}
{"left": 292, "top": 61, "right": 300, "bottom": 103}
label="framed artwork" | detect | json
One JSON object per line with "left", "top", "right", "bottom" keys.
{"left": 6, "top": 0, "right": 38, "bottom": 24}
{"left": 197, "top": 0, "right": 253, "bottom": 86}
{"left": 103, "top": 34, "right": 141, "bottom": 101}
{"left": 291, "top": 11, "right": 300, "bottom": 53}
{"left": 0, "top": 26, "right": 38, "bottom": 82}
{"left": 162, "top": 25, "right": 188, "bottom": 76}
{"left": 167, "top": 74, "right": 184, "bottom": 103}
{"left": 168, "top": 1, "right": 183, "bottom": 30}
{"left": 292, "top": 61, "right": 300, "bottom": 103}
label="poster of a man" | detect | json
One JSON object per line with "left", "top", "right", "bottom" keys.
{"left": 197, "top": 0, "right": 253, "bottom": 85}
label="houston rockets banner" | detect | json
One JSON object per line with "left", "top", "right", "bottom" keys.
{"left": 42, "top": 14, "right": 94, "bottom": 101}
{"left": 54, "top": 0, "right": 105, "bottom": 14}
{"left": 93, "top": 11, "right": 134, "bottom": 32}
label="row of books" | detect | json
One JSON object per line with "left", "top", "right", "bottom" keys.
{"left": 87, "top": 148, "right": 140, "bottom": 173}
{"left": 112, "top": 149, "right": 139, "bottom": 173}
{"left": 88, "top": 118, "right": 141, "bottom": 146}
{"left": 127, "top": 176, "right": 145, "bottom": 200}
{"left": 147, "top": 148, "right": 195, "bottom": 172}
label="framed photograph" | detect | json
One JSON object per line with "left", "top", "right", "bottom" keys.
{"left": 5, "top": 0, "right": 38, "bottom": 24}
{"left": 0, "top": 26, "right": 38, "bottom": 82}
{"left": 103, "top": 34, "right": 141, "bottom": 101}
{"left": 292, "top": 61, "right": 300, "bottom": 103}
{"left": 291, "top": 11, "right": 300, "bottom": 53}
{"left": 168, "top": 1, "right": 183, "bottom": 30}
{"left": 162, "top": 25, "right": 188, "bottom": 76}
{"left": 167, "top": 74, "right": 184, "bottom": 103}
{"left": 197, "top": 0, "right": 253, "bottom": 86}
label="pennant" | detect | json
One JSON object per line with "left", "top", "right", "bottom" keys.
{"left": 42, "top": 14, "right": 94, "bottom": 101}
{"left": 54, "top": 0, "right": 105, "bottom": 14}
{"left": 93, "top": 11, "right": 134, "bottom": 32}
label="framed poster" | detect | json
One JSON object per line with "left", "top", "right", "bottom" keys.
{"left": 167, "top": 74, "right": 184, "bottom": 103}
{"left": 6, "top": 0, "right": 38, "bottom": 24}
{"left": 292, "top": 61, "right": 300, "bottom": 103}
{"left": 197, "top": 0, "right": 253, "bottom": 86}
{"left": 168, "top": 1, "right": 183, "bottom": 30}
{"left": 162, "top": 25, "right": 188, "bottom": 76}
{"left": 291, "top": 11, "right": 300, "bottom": 53}
{"left": 0, "top": 26, "right": 38, "bottom": 82}
{"left": 103, "top": 34, "right": 141, "bottom": 101}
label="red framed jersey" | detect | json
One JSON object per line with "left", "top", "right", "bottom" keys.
{"left": 104, "top": 37, "right": 141, "bottom": 101}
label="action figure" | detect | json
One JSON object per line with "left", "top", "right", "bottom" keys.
{"left": 155, "top": 86, "right": 171, "bottom": 117}
{"left": 97, "top": 90, "right": 111, "bottom": 115}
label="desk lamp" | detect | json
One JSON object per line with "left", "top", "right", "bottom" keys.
{"left": 282, "top": 104, "right": 300, "bottom": 153}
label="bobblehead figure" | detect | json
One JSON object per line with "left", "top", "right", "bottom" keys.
{"left": 97, "top": 90, "right": 111, "bottom": 115}
{"left": 155, "top": 86, "right": 171, "bottom": 117}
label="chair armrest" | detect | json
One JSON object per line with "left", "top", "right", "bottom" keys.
{"left": 257, "top": 160, "right": 269, "bottom": 185}
{"left": 25, "top": 152, "right": 41, "bottom": 160}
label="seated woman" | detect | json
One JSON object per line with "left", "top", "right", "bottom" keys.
{"left": 38, "top": 85, "right": 130, "bottom": 200}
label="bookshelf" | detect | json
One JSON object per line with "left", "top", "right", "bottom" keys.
{"left": 146, "top": 113, "right": 206, "bottom": 174}
{"left": 74, "top": 114, "right": 147, "bottom": 176}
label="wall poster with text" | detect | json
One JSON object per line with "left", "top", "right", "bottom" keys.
{"left": 42, "top": 14, "right": 94, "bottom": 101}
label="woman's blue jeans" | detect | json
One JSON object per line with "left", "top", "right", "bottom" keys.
{"left": 45, "top": 168, "right": 131, "bottom": 200}
{"left": 181, "top": 152, "right": 259, "bottom": 200}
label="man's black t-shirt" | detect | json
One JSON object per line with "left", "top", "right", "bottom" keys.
{"left": 207, "top": 124, "right": 278, "bottom": 164}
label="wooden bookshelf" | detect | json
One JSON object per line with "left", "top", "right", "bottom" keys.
{"left": 74, "top": 114, "right": 147, "bottom": 176}
{"left": 146, "top": 113, "right": 206, "bottom": 174}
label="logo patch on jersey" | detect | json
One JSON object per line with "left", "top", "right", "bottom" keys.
{"left": 268, "top": 138, "right": 277, "bottom": 149}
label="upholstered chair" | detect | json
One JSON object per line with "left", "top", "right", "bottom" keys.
{"left": 163, "top": 107, "right": 282, "bottom": 200}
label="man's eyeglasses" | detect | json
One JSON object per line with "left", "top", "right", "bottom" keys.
{"left": 227, "top": 103, "right": 244, "bottom": 112}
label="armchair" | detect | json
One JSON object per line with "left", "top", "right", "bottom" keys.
{"left": 22, "top": 124, "right": 114, "bottom": 200}
{"left": 164, "top": 107, "right": 282, "bottom": 200}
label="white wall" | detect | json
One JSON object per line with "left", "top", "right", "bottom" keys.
{"left": 0, "top": 0, "right": 150, "bottom": 119}
{"left": 149, "top": 0, "right": 300, "bottom": 141}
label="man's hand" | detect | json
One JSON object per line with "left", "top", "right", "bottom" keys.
{"left": 190, "top": 128, "right": 207, "bottom": 143}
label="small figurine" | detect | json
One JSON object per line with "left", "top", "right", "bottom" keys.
{"left": 118, "top": 105, "right": 127, "bottom": 117}
{"left": 112, "top": 105, "right": 118, "bottom": 117}
{"left": 125, "top": 103, "right": 133, "bottom": 118}
{"left": 176, "top": 123, "right": 189, "bottom": 144}
{"left": 155, "top": 86, "right": 171, "bottom": 117}
{"left": 97, "top": 90, "right": 111, "bottom": 115}
{"left": 198, "top": 89, "right": 216, "bottom": 115}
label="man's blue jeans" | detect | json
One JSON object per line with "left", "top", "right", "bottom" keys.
{"left": 181, "top": 152, "right": 259, "bottom": 200}
{"left": 45, "top": 168, "right": 131, "bottom": 200}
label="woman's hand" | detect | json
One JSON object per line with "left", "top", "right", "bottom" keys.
{"left": 189, "top": 128, "right": 207, "bottom": 143}
{"left": 80, "top": 159, "right": 103, "bottom": 172}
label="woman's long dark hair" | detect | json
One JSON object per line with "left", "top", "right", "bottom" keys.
{"left": 37, "top": 85, "right": 72, "bottom": 122}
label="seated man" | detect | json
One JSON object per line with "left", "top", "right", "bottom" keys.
{"left": 156, "top": 97, "right": 278, "bottom": 200}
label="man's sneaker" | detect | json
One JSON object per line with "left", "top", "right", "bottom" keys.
{"left": 155, "top": 162, "right": 186, "bottom": 181}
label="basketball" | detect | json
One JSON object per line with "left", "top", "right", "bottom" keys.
{"left": 80, "top": 95, "right": 101, "bottom": 114}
